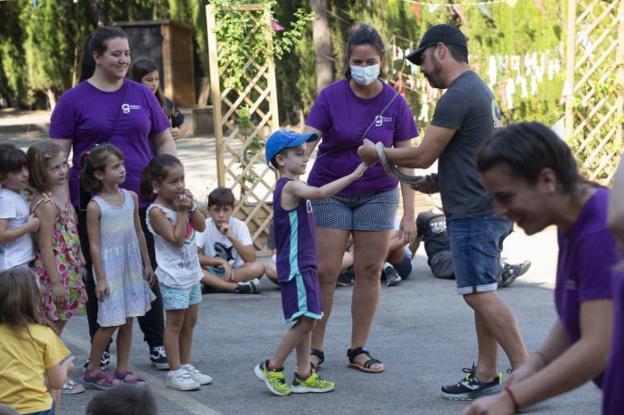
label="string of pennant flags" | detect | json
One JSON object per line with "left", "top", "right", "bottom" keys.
{"left": 389, "top": 41, "right": 563, "bottom": 120}
{"left": 399, "top": 0, "right": 516, "bottom": 8}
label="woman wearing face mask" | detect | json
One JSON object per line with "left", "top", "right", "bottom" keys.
{"left": 302, "top": 23, "right": 418, "bottom": 373}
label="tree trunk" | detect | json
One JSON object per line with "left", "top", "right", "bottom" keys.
{"left": 46, "top": 88, "right": 57, "bottom": 110}
{"left": 310, "top": 0, "right": 332, "bottom": 93}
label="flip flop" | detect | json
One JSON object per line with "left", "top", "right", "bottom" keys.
{"left": 347, "top": 347, "right": 384, "bottom": 374}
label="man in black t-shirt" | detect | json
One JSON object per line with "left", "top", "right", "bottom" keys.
{"left": 358, "top": 24, "right": 528, "bottom": 401}
{"left": 414, "top": 211, "right": 531, "bottom": 287}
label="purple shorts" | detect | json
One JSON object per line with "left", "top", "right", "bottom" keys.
{"left": 280, "top": 269, "right": 323, "bottom": 324}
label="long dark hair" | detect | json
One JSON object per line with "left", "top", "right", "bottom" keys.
{"left": 130, "top": 57, "right": 167, "bottom": 112}
{"left": 140, "top": 154, "right": 183, "bottom": 198}
{"left": 476, "top": 122, "right": 582, "bottom": 193}
{"left": 344, "top": 23, "right": 386, "bottom": 79}
{"left": 79, "top": 26, "right": 128, "bottom": 82}
{"left": 79, "top": 144, "right": 125, "bottom": 193}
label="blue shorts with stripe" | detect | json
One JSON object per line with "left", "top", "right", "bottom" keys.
{"left": 279, "top": 269, "right": 323, "bottom": 324}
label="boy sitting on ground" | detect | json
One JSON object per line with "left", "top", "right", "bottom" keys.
{"left": 196, "top": 187, "right": 265, "bottom": 294}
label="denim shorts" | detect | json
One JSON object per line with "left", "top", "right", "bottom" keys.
{"left": 447, "top": 215, "right": 512, "bottom": 295}
{"left": 311, "top": 188, "right": 399, "bottom": 232}
{"left": 160, "top": 282, "right": 202, "bottom": 310}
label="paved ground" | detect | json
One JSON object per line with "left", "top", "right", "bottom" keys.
{"left": 0, "top": 114, "right": 602, "bottom": 414}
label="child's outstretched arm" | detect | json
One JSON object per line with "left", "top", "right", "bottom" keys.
{"left": 0, "top": 215, "right": 39, "bottom": 243}
{"left": 86, "top": 201, "right": 110, "bottom": 301}
{"left": 131, "top": 192, "right": 155, "bottom": 286}
{"left": 284, "top": 162, "right": 368, "bottom": 203}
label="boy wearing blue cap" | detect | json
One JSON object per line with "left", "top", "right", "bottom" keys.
{"left": 254, "top": 129, "right": 368, "bottom": 396}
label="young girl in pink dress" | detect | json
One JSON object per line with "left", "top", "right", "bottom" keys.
{"left": 27, "top": 140, "right": 87, "bottom": 394}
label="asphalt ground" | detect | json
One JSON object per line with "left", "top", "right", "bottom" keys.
{"left": 0, "top": 120, "right": 602, "bottom": 415}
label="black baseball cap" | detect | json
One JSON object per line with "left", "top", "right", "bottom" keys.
{"left": 406, "top": 24, "right": 467, "bottom": 65}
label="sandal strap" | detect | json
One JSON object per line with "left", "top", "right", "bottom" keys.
{"left": 115, "top": 370, "right": 144, "bottom": 383}
{"left": 310, "top": 348, "right": 325, "bottom": 364}
{"left": 363, "top": 357, "right": 382, "bottom": 369}
{"left": 347, "top": 346, "right": 370, "bottom": 362}
{"left": 84, "top": 369, "right": 115, "bottom": 385}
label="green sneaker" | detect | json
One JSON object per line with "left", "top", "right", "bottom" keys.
{"left": 291, "top": 370, "right": 335, "bottom": 393}
{"left": 254, "top": 360, "right": 292, "bottom": 396}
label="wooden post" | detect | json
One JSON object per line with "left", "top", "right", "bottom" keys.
{"left": 564, "top": 0, "right": 576, "bottom": 142}
{"left": 206, "top": 4, "right": 226, "bottom": 186}
{"left": 616, "top": 0, "right": 624, "bottom": 151}
{"left": 264, "top": 5, "right": 280, "bottom": 130}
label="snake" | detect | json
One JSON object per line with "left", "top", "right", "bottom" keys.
{"left": 375, "top": 141, "right": 426, "bottom": 186}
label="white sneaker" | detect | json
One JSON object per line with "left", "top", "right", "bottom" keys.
{"left": 166, "top": 370, "right": 200, "bottom": 391}
{"left": 183, "top": 364, "right": 213, "bottom": 385}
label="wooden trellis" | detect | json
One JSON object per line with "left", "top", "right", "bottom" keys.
{"left": 565, "top": 0, "right": 624, "bottom": 182}
{"left": 206, "top": 3, "right": 279, "bottom": 250}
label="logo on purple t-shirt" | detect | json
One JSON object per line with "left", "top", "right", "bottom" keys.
{"left": 121, "top": 103, "right": 142, "bottom": 114}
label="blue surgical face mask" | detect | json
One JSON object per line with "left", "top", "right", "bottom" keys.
{"left": 350, "top": 64, "right": 380, "bottom": 86}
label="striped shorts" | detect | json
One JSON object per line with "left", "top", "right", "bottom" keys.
{"left": 311, "top": 188, "right": 399, "bottom": 232}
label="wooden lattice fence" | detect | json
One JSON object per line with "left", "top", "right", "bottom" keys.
{"left": 206, "top": 3, "right": 278, "bottom": 250}
{"left": 565, "top": 0, "right": 624, "bottom": 182}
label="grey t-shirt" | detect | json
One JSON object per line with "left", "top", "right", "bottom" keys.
{"left": 431, "top": 70, "right": 503, "bottom": 220}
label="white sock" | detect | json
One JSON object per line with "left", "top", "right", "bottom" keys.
{"left": 168, "top": 368, "right": 184, "bottom": 377}
{"left": 181, "top": 363, "right": 193, "bottom": 370}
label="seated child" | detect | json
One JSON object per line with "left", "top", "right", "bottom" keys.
{"left": 413, "top": 210, "right": 531, "bottom": 287}
{"left": 380, "top": 218, "right": 413, "bottom": 287}
{"left": 196, "top": 187, "right": 265, "bottom": 294}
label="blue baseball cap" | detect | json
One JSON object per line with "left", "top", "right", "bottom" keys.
{"left": 265, "top": 129, "right": 318, "bottom": 166}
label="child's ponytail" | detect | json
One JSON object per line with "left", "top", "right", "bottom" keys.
{"left": 79, "top": 144, "right": 124, "bottom": 193}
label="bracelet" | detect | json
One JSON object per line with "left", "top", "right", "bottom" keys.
{"left": 504, "top": 386, "right": 520, "bottom": 413}
{"left": 189, "top": 201, "right": 198, "bottom": 212}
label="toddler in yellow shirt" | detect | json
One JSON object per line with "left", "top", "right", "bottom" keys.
{"left": 0, "top": 268, "right": 74, "bottom": 415}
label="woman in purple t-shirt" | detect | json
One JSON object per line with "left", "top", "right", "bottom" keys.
{"left": 48, "top": 27, "right": 176, "bottom": 371}
{"left": 605, "top": 158, "right": 624, "bottom": 415}
{"left": 462, "top": 122, "right": 615, "bottom": 414}
{"left": 303, "top": 23, "right": 418, "bottom": 373}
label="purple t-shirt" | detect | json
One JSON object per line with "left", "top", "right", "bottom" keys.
{"left": 49, "top": 79, "right": 170, "bottom": 207}
{"left": 273, "top": 177, "right": 317, "bottom": 282}
{"left": 555, "top": 188, "right": 615, "bottom": 387}
{"left": 603, "top": 267, "right": 624, "bottom": 414}
{"left": 306, "top": 80, "right": 418, "bottom": 196}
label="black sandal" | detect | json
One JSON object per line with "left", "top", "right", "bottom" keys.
{"left": 310, "top": 348, "right": 325, "bottom": 370}
{"left": 347, "top": 347, "right": 384, "bottom": 373}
